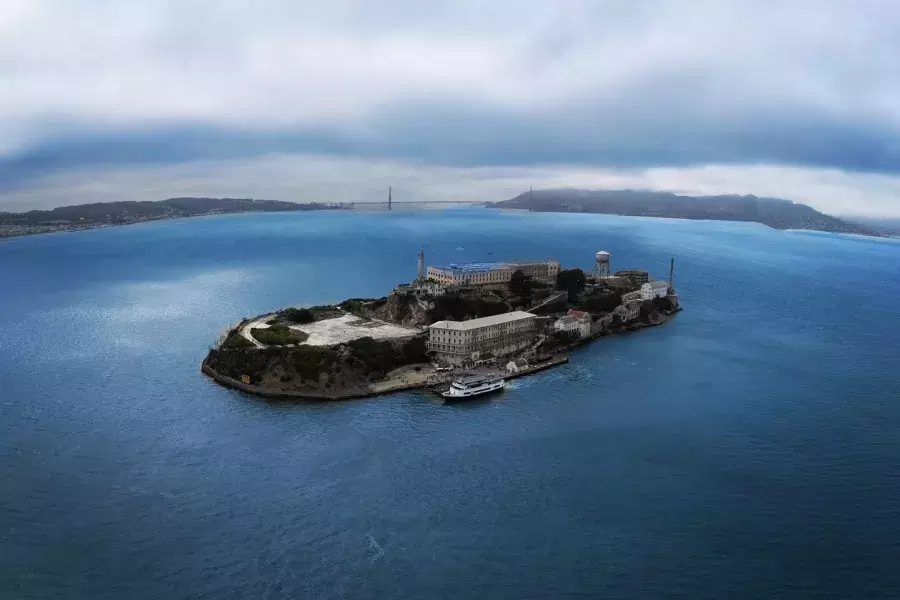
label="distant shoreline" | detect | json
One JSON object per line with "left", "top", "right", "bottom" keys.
{"left": 0, "top": 197, "right": 350, "bottom": 241}
{"left": 0, "top": 198, "right": 488, "bottom": 241}
{"left": 488, "top": 206, "right": 897, "bottom": 239}
{"left": 487, "top": 188, "right": 888, "bottom": 238}
{"left": 3, "top": 198, "right": 896, "bottom": 242}
{"left": 0, "top": 209, "right": 350, "bottom": 241}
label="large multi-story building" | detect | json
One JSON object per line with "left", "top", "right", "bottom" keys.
{"left": 426, "top": 260, "right": 560, "bottom": 288}
{"left": 640, "top": 281, "right": 670, "bottom": 300}
{"left": 597, "top": 275, "right": 633, "bottom": 290}
{"left": 614, "top": 270, "right": 650, "bottom": 287}
{"left": 427, "top": 311, "right": 537, "bottom": 365}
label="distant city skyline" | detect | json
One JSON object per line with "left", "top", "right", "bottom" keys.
{"left": 3, "top": 1, "right": 900, "bottom": 216}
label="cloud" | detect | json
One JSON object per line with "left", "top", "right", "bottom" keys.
{"left": 2, "top": 1, "right": 900, "bottom": 213}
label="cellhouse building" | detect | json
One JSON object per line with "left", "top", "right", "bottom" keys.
{"left": 426, "top": 311, "right": 538, "bottom": 365}
{"left": 426, "top": 260, "right": 560, "bottom": 287}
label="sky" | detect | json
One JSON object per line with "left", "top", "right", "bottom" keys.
{"left": 2, "top": 0, "right": 900, "bottom": 216}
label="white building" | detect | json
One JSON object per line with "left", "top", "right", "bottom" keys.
{"left": 506, "top": 358, "right": 529, "bottom": 374}
{"left": 640, "top": 281, "right": 670, "bottom": 301}
{"left": 553, "top": 309, "right": 591, "bottom": 339}
{"left": 426, "top": 260, "right": 561, "bottom": 287}
{"left": 427, "top": 311, "right": 537, "bottom": 365}
{"left": 394, "top": 279, "right": 447, "bottom": 297}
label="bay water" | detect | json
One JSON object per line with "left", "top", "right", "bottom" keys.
{"left": 2, "top": 209, "right": 899, "bottom": 598}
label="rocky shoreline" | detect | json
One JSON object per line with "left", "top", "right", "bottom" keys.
{"left": 201, "top": 353, "right": 572, "bottom": 402}
{"left": 201, "top": 305, "right": 681, "bottom": 402}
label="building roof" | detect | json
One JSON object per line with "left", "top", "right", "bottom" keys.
{"left": 567, "top": 309, "right": 588, "bottom": 318}
{"left": 430, "top": 310, "right": 536, "bottom": 331}
{"left": 432, "top": 262, "right": 509, "bottom": 274}
{"left": 430, "top": 260, "right": 558, "bottom": 274}
{"left": 648, "top": 280, "right": 669, "bottom": 289}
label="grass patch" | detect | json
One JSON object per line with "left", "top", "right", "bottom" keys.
{"left": 252, "top": 325, "right": 309, "bottom": 346}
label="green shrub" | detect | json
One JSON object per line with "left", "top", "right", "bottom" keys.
{"left": 509, "top": 270, "right": 535, "bottom": 297}
{"left": 252, "top": 325, "right": 309, "bottom": 346}
{"left": 556, "top": 268, "right": 587, "bottom": 300}
{"left": 281, "top": 307, "right": 315, "bottom": 323}
{"left": 339, "top": 298, "right": 379, "bottom": 315}
{"left": 429, "top": 292, "right": 511, "bottom": 322}
{"left": 309, "top": 305, "right": 342, "bottom": 320}
{"left": 579, "top": 289, "right": 622, "bottom": 312}
{"left": 221, "top": 329, "right": 254, "bottom": 349}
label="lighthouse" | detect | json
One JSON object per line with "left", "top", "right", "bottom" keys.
{"left": 417, "top": 248, "right": 425, "bottom": 281}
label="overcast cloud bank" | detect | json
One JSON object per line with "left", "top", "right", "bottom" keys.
{"left": 2, "top": 1, "right": 899, "bottom": 214}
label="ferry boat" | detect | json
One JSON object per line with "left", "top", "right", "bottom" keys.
{"left": 441, "top": 375, "right": 506, "bottom": 400}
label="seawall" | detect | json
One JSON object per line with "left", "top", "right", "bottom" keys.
{"left": 201, "top": 354, "right": 569, "bottom": 402}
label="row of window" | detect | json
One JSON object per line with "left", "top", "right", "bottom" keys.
{"left": 429, "top": 333, "right": 534, "bottom": 352}
{"left": 429, "top": 339, "right": 533, "bottom": 354}
{"left": 432, "top": 329, "right": 533, "bottom": 343}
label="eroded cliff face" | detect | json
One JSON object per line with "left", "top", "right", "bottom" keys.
{"left": 204, "top": 335, "right": 428, "bottom": 394}
{"left": 376, "top": 292, "right": 434, "bottom": 327}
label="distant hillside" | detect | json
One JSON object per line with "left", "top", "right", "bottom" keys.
{"left": 487, "top": 189, "right": 879, "bottom": 236}
{"left": 0, "top": 197, "right": 345, "bottom": 239}
{"left": 840, "top": 215, "right": 900, "bottom": 237}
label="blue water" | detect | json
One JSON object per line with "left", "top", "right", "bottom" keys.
{"left": 2, "top": 209, "right": 899, "bottom": 599}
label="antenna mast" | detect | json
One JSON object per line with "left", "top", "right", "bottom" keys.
{"left": 669, "top": 257, "right": 675, "bottom": 289}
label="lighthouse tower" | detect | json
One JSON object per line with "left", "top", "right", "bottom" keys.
{"left": 417, "top": 249, "right": 425, "bottom": 281}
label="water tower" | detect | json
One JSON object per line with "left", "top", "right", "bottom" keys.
{"left": 594, "top": 251, "right": 611, "bottom": 277}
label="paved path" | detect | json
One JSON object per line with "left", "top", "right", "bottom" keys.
{"left": 527, "top": 291, "right": 567, "bottom": 313}
{"left": 240, "top": 315, "right": 272, "bottom": 348}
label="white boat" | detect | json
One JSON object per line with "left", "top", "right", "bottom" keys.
{"left": 441, "top": 375, "right": 505, "bottom": 400}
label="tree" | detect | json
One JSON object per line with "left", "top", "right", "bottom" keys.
{"left": 556, "top": 268, "right": 587, "bottom": 301}
{"left": 509, "top": 269, "right": 535, "bottom": 297}
{"left": 282, "top": 307, "right": 315, "bottom": 324}
{"left": 580, "top": 289, "right": 621, "bottom": 312}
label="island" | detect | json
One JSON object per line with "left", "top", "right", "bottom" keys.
{"left": 487, "top": 188, "right": 881, "bottom": 237}
{"left": 202, "top": 250, "right": 682, "bottom": 401}
{"left": 0, "top": 197, "right": 349, "bottom": 239}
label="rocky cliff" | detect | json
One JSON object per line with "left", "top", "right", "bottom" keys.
{"left": 376, "top": 292, "right": 434, "bottom": 326}
{"left": 205, "top": 335, "right": 428, "bottom": 394}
